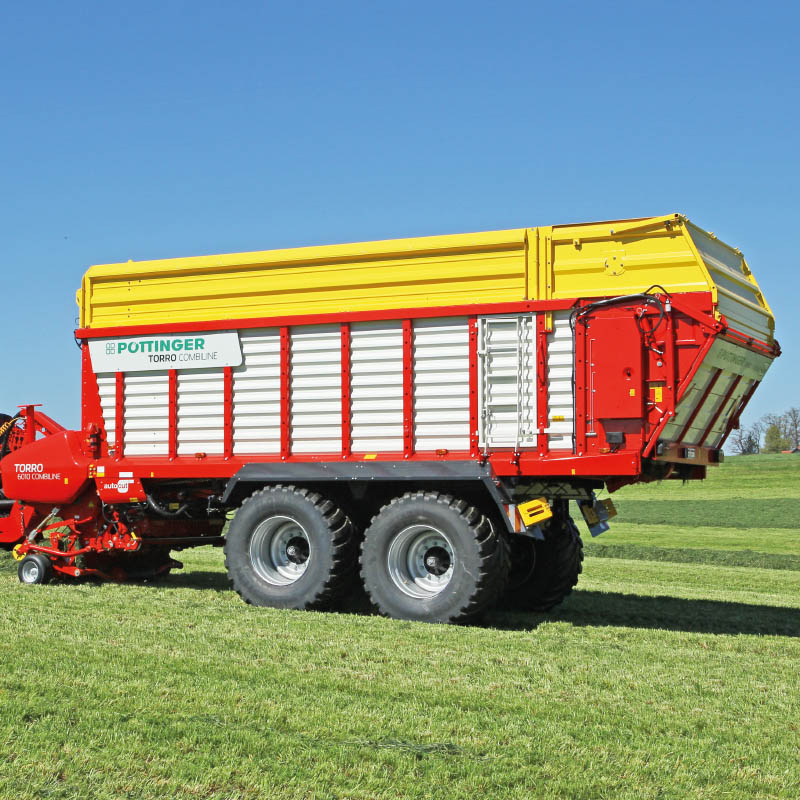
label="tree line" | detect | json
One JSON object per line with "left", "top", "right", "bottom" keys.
{"left": 728, "top": 407, "right": 800, "bottom": 454}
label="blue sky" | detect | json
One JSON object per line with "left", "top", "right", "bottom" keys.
{"left": 1, "top": 1, "right": 797, "bottom": 431}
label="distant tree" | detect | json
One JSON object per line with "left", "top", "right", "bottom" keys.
{"left": 783, "top": 407, "right": 800, "bottom": 449}
{"left": 727, "top": 409, "right": 800, "bottom": 455}
{"left": 744, "top": 428, "right": 762, "bottom": 454}
{"left": 728, "top": 426, "right": 748, "bottom": 454}
{"left": 750, "top": 420, "right": 764, "bottom": 452}
{"left": 763, "top": 423, "right": 791, "bottom": 453}
{"left": 761, "top": 412, "right": 782, "bottom": 431}
{"left": 729, "top": 424, "right": 761, "bottom": 454}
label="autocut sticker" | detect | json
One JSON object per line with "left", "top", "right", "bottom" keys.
{"left": 88, "top": 331, "right": 242, "bottom": 372}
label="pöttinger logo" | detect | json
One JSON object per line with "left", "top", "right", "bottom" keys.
{"left": 105, "top": 342, "right": 116, "bottom": 355}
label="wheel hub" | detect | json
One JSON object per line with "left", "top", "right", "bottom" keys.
{"left": 424, "top": 546, "right": 451, "bottom": 576}
{"left": 249, "top": 516, "right": 312, "bottom": 586}
{"left": 20, "top": 560, "right": 41, "bottom": 584}
{"left": 285, "top": 537, "right": 310, "bottom": 565}
{"left": 387, "top": 525, "right": 455, "bottom": 599}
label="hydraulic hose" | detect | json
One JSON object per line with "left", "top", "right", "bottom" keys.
{"left": 0, "top": 415, "right": 20, "bottom": 460}
{"left": 145, "top": 494, "right": 190, "bottom": 519}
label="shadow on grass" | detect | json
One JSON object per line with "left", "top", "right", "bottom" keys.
{"left": 148, "top": 570, "right": 800, "bottom": 637}
{"left": 7, "top": 554, "right": 793, "bottom": 638}
{"left": 489, "top": 590, "right": 800, "bottom": 637}
{"left": 147, "top": 570, "right": 231, "bottom": 592}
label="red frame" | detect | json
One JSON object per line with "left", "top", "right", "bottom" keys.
{"left": 340, "top": 323, "right": 352, "bottom": 459}
{"left": 223, "top": 366, "right": 234, "bottom": 459}
{"left": 573, "top": 315, "right": 587, "bottom": 456}
{"left": 535, "top": 313, "right": 549, "bottom": 457}
{"left": 66, "top": 293, "right": 778, "bottom": 485}
{"left": 168, "top": 369, "right": 178, "bottom": 459}
{"left": 114, "top": 372, "right": 124, "bottom": 459}
{"left": 81, "top": 345, "right": 104, "bottom": 433}
{"left": 402, "top": 319, "right": 414, "bottom": 459}
{"left": 468, "top": 318, "right": 479, "bottom": 458}
{"left": 280, "top": 326, "right": 290, "bottom": 460}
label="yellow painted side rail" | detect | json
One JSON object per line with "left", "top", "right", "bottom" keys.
{"left": 77, "top": 213, "right": 774, "bottom": 343}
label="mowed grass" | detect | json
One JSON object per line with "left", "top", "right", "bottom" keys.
{"left": 1, "top": 455, "right": 798, "bottom": 799}
{"left": 603, "top": 453, "right": 800, "bottom": 527}
{"left": 587, "top": 454, "right": 800, "bottom": 571}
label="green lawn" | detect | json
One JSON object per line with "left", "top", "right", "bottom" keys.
{"left": 1, "top": 455, "right": 798, "bottom": 799}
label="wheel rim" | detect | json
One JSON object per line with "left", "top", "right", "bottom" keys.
{"left": 249, "top": 516, "right": 311, "bottom": 586}
{"left": 20, "top": 560, "right": 41, "bottom": 584}
{"left": 386, "top": 524, "right": 455, "bottom": 599}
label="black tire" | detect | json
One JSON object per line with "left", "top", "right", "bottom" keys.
{"left": 18, "top": 553, "right": 53, "bottom": 585}
{"left": 501, "top": 516, "right": 583, "bottom": 612}
{"left": 360, "top": 492, "right": 509, "bottom": 624}
{"left": 224, "top": 485, "right": 356, "bottom": 610}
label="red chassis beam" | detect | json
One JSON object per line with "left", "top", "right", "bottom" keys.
{"left": 80, "top": 449, "right": 643, "bottom": 481}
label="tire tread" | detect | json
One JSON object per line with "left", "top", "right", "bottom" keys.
{"left": 502, "top": 516, "right": 583, "bottom": 612}
{"left": 224, "top": 485, "right": 356, "bottom": 610}
{"left": 359, "top": 491, "right": 509, "bottom": 623}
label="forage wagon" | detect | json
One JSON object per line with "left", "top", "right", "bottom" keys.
{"left": 0, "top": 214, "right": 778, "bottom": 622}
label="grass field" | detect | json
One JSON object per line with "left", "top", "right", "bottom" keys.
{"left": 1, "top": 455, "right": 798, "bottom": 799}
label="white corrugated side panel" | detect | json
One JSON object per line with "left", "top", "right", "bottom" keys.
{"left": 546, "top": 311, "right": 574, "bottom": 450}
{"left": 350, "top": 320, "right": 403, "bottom": 452}
{"left": 716, "top": 285, "right": 770, "bottom": 343}
{"left": 689, "top": 227, "right": 773, "bottom": 343}
{"left": 413, "top": 317, "right": 470, "bottom": 452}
{"left": 478, "top": 315, "right": 536, "bottom": 448}
{"left": 97, "top": 374, "right": 116, "bottom": 448}
{"left": 233, "top": 329, "right": 281, "bottom": 455}
{"left": 291, "top": 324, "right": 342, "bottom": 453}
{"left": 177, "top": 369, "right": 225, "bottom": 455}
{"left": 123, "top": 371, "right": 169, "bottom": 455}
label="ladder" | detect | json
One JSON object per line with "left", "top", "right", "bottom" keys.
{"left": 477, "top": 315, "right": 537, "bottom": 451}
